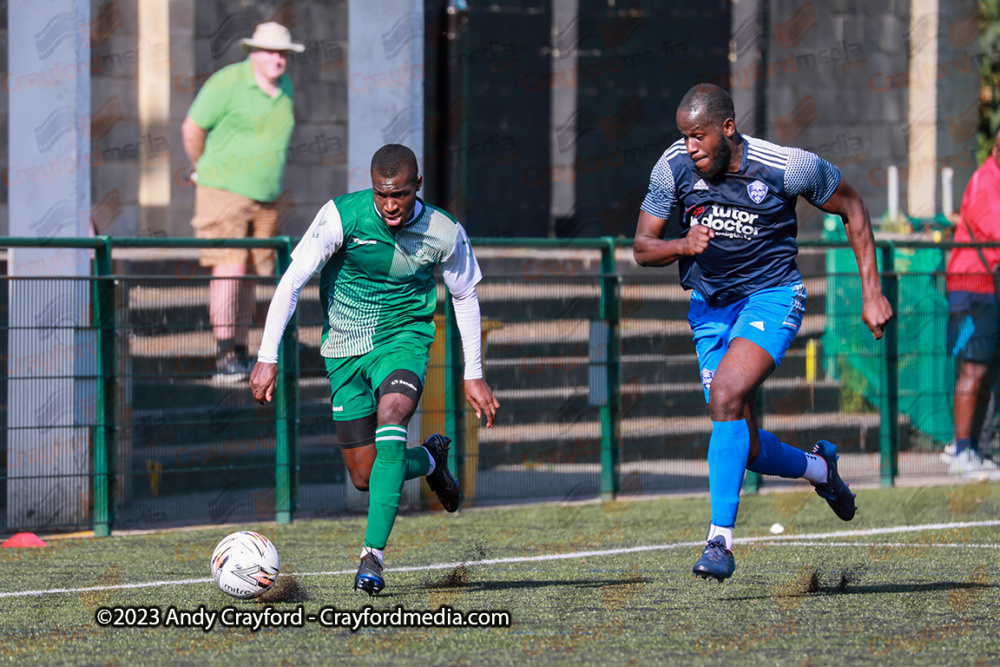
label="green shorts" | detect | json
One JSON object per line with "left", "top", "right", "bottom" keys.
{"left": 324, "top": 336, "right": 431, "bottom": 421}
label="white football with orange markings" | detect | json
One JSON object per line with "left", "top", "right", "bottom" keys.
{"left": 210, "top": 531, "right": 280, "bottom": 598}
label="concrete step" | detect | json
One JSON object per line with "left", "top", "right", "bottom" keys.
{"left": 120, "top": 282, "right": 325, "bottom": 333}
{"left": 125, "top": 326, "right": 328, "bottom": 378}
{"left": 477, "top": 412, "right": 908, "bottom": 467}
{"left": 130, "top": 375, "right": 332, "bottom": 411}
{"left": 128, "top": 378, "right": 852, "bottom": 457}
{"left": 123, "top": 315, "right": 833, "bottom": 387}
{"left": 123, "top": 320, "right": 826, "bottom": 366}
{"left": 487, "top": 347, "right": 825, "bottom": 391}
{"left": 125, "top": 434, "right": 348, "bottom": 500}
{"left": 492, "top": 378, "right": 847, "bottom": 423}
{"left": 142, "top": 281, "right": 649, "bottom": 318}
{"left": 127, "top": 359, "right": 848, "bottom": 452}
{"left": 129, "top": 374, "right": 847, "bottom": 449}
{"left": 124, "top": 405, "right": 898, "bottom": 498}
{"left": 467, "top": 450, "right": 944, "bottom": 504}
{"left": 486, "top": 314, "right": 826, "bottom": 360}
{"left": 118, "top": 276, "right": 828, "bottom": 328}
{"left": 131, "top": 397, "right": 335, "bottom": 448}
{"left": 109, "top": 449, "right": 944, "bottom": 525}
{"left": 108, "top": 246, "right": 833, "bottom": 294}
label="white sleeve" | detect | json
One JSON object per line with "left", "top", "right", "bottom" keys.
{"left": 257, "top": 201, "right": 344, "bottom": 364}
{"left": 257, "top": 262, "right": 313, "bottom": 363}
{"left": 451, "top": 287, "right": 483, "bottom": 380}
{"left": 441, "top": 222, "right": 482, "bottom": 297}
{"left": 290, "top": 200, "right": 345, "bottom": 275}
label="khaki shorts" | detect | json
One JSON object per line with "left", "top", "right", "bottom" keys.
{"left": 190, "top": 185, "right": 278, "bottom": 274}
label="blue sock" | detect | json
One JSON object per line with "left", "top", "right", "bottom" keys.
{"left": 955, "top": 438, "right": 974, "bottom": 455}
{"left": 747, "top": 430, "right": 808, "bottom": 479}
{"left": 708, "top": 419, "right": 750, "bottom": 528}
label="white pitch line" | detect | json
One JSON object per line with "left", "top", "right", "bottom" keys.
{"left": 734, "top": 519, "right": 1000, "bottom": 544}
{"left": 757, "top": 541, "right": 1000, "bottom": 549}
{"left": 0, "top": 577, "right": 215, "bottom": 599}
{"left": 1, "top": 519, "right": 998, "bottom": 600}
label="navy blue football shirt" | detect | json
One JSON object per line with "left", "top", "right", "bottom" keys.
{"left": 640, "top": 135, "right": 842, "bottom": 307}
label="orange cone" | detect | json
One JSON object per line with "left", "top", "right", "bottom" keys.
{"left": 2, "top": 533, "right": 48, "bottom": 548}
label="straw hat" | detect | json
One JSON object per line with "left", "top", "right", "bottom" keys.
{"left": 241, "top": 22, "right": 305, "bottom": 53}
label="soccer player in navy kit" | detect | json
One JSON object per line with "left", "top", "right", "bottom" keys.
{"left": 634, "top": 84, "right": 893, "bottom": 581}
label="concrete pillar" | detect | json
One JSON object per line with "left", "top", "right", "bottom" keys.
{"left": 730, "top": 0, "right": 769, "bottom": 138}
{"left": 906, "top": 0, "right": 938, "bottom": 218}
{"left": 7, "top": 0, "right": 93, "bottom": 528}
{"left": 935, "top": 0, "right": 981, "bottom": 213}
{"left": 137, "top": 0, "right": 171, "bottom": 235}
{"left": 549, "top": 0, "right": 578, "bottom": 236}
{"left": 344, "top": 0, "right": 424, "bottom": 507}
{"left": 168, "top": 0, "right": 196, "bottom": 238}
{"left": 347, "top": 0, "right": 424, "bottom": 191}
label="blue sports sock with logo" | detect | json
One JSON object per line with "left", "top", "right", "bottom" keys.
{"left": 708, "top": 419, "right": 750, "bottom": 528}
{"left": 747, "top": 429, "right": 808, "bottom": 479}
{"left": 954, "top": 438, "right": 974, "bottom": 455}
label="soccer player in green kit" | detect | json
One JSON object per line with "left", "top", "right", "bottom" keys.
{"left": 250, "top": 144, "right": 499, "bottom": 595}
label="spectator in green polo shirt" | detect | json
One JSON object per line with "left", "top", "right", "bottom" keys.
{"left": 182, "top": 22, "right": 305, "bottom": 382}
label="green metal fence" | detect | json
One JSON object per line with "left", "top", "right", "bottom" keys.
{"left": 1, "top": 235, "right": 997, "bottom": 535}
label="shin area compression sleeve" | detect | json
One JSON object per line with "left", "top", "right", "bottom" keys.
{"left": 364, "top": 424, "right": 408, "bottom": 550}
{"left": 707, "top": 419, "right": 750, "bottom": 528}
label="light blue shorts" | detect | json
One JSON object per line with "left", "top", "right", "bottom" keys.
{"left": 688, "top": 282, "right": 807, "bottom": 402}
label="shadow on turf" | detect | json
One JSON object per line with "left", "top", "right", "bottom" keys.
{"left": 421, "top": 578, "right": 627, "bottom": 594}
{"left": 817, "top": 582, "right": 997, "bottom": 596}
{"left": 728, "top": 580, "right": 995, "bottom": 600}
{"left": 278, "top": 581, "right": 627, "bottom": 601}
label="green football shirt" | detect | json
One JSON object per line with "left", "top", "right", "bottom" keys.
{"left": 290, "top": 190, "right": 482, "bottom": 358}
{"left": 187, "top": 59, "right": 295, "bottom": 203}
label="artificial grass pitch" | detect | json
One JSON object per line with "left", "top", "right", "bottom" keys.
{"left": 0, "top": 482, "right": 998, "bottom": 665}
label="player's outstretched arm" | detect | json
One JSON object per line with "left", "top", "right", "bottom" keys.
{"left": 249, "top": 261, "right": 314, "bottom": 405}
{"left": 819, "top": 178, "right": 894, "bottom": 339}
{"left": 449, "top": 286, "right": 501, "bottom": 428}
{"left": 633, "top": 210, "right": 713, "bottom": 267}
{"left": 250, "top": 201, "right": 343, "bottom": 405}
{"left": 441, "top": 223, "right": 499, "bottom": 426}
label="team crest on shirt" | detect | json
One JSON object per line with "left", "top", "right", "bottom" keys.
{"left": 700, "top": 368, "right": 714, "bottom": 392}
{"left": 747, "top": 180, "right": 769, "bottom": 204}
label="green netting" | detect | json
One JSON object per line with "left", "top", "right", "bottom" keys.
{"left": 822, "top": 216, "right": 952, "bottom": 446}
{"left": 4, "top": 236, "right": 991, "bottom": 534}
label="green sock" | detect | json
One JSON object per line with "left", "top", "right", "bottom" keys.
{"left": 405, "top": 446, "right": 431, "bottom": 480}
{"left": 364, "top": 424, "right": 409, "bottom": 550}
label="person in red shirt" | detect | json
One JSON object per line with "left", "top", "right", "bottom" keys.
{"left": 945, "top": 131, "right": 1000, "bottom": 477}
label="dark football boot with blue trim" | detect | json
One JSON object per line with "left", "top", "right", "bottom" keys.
{"left": 692, "top": 538, "right": 735, "bottom": 582}
{"left": 811, "top": 440, "right": 857, "bottom": 521}
{"left": 354, "top": 553, "right": 385, "bottom": 596}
